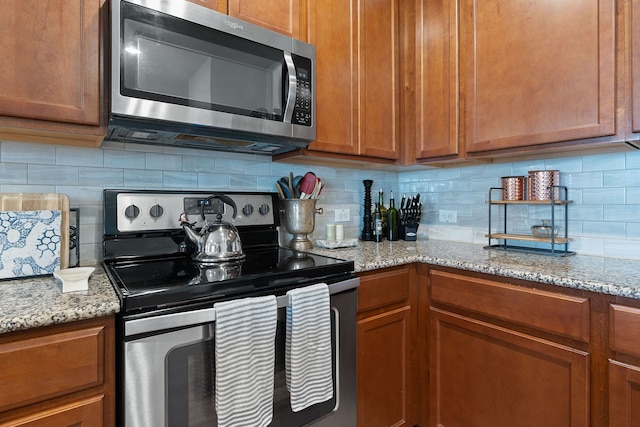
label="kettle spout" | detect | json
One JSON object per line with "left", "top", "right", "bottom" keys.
{"left": 179, "top": 212, "right": 201, "bottom": 244}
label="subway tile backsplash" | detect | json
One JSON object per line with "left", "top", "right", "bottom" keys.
{"left": 399, "top": 149, "right": 639, "bottom": 260}
{"left": 1, "top": 139, "right": 639, "bottom": 263}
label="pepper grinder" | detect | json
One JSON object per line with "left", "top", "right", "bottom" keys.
{"left": 361, "top": 179, "right": 374, "bottom": 241}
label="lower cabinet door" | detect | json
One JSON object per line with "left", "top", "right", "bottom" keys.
{"left": 0, "top": 395, "right": 103, "bottom": 427}
{"left": 358, "top": 306, "right": 412, "bottom": 427}
{"left": 609, "top": 360, "right": 640, "bottom": 426}
{"left": 430, "top": 307, "right": 589, "bottom": 427}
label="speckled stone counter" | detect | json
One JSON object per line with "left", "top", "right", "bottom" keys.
{"left": 0, "top": 265, "right": 120, "bottom": 334}
{"left": 3, "top": 240, "right": 640, "bottom": 335}
{"left": 308, "top": 239, "right": 640, "bottom": 300}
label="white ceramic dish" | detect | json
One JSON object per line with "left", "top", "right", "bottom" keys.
{"left": 54, "top": 266, "right": 95, "bottom": 292}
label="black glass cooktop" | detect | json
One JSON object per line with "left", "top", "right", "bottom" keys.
{"left": 104, "top": 247, "right": 354, "bottom": 313}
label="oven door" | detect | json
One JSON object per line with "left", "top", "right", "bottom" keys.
{"left": 121, "top": 278, "right": 357, "bottom": 427}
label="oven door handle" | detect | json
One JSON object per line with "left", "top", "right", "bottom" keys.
{"left": 125, "top": 277, "right": 359, "bottom": 337}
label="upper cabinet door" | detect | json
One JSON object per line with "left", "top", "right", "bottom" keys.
{"left": 0, "top": 0, "right": 101, "bottom": 126}
{"left": 184, "top": 0, "right": 227, "bottom": 13}
{"left": 227, "top": 0, "right": 306, "bottom": 40}
{"left": 415, "top": 0, "right": 459, "bottom": 160}
{"left": 306, "top": 0, "right": 359, "bottom": 156}
{"left": 632, "top": 0, "right": 640, "bottom": 134}
{"left": 462, "top": 0, "right": 616, "bottom": 153}
{"left": 307, "top": 0, "right": 400, "bottom": 160}
{"left": 358, "top": 0, "right": 400, "bottom": 160}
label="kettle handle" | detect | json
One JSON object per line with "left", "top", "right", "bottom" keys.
{"left": 201, "top": 194, "right": 238, "bottom": 220}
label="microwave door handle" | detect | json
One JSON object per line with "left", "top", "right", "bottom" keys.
{"left": 283, "top": 52, "right": 297, "bottom": 124}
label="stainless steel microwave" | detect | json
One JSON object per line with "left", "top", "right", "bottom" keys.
{"left": 107, "top": 0, "right": 316, "bottom": 155}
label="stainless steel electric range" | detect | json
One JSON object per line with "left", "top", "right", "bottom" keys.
{"left": 102, "top": 189, "right": 358, "bottom": 427}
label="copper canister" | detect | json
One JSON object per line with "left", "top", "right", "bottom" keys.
{"left": 528, "top": 170, "right": 560, "bottom": 200}
{"left": 501, "top": 176, "right": 526, "bottom": 200}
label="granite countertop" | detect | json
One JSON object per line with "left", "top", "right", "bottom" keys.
{"left": 2, "top": 240, "right": 640, "bottom": 335}
{"left": 0, "top": 265, "right": 120, "bottom": 335}
{"left": 308, "top": 240, "right": 640, "bottom": 299}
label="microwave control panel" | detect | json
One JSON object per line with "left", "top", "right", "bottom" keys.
{"left": 292, "top": 55, "right": 312, "bottom": 127}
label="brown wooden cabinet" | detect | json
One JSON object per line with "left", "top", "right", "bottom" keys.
{"left": 292, "top": 0, "right": 400, "bottom": 162}
{"left": 0, "top": 0, "right": 105, "bottom": 147}
{"left": 357, "top": 265, "right": 417, "bottom": 427}
{"left": 608, "top": 303, "right": 640, "bottom": 426}
{"left": 412, "top": 0, "right": 625, "bottom": 163}
{"left": 461, "top": 0, "right": 615, "bottom": 154}
{"left": 0, "top": 316, "right": 115, "bottom": 427}
{"left": 414, "top": 0, "right": 459, "bottom": 161}
{"left": 187, "top": 0, "right": 307, "bottom": 40}
{"left": 631, "top": 0, "right": 640, "bottom": 137}
{"left": 427, "top": 268, "right": 591, "bottom": 426}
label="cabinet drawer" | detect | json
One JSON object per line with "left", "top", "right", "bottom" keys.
{"left": 610, "top": 304, "right": 640, "bottom": 358}
{"left": 358, "top": 266, "right": 411, "bottom": 312}
{"left": 430, "top": 270, "right": 590, "bottom": 343}
{"left": 0, "top": 325, "right": 105, "bottom": 412}
{"left": 0, "top": 395, "right": 103, "bottom": 427}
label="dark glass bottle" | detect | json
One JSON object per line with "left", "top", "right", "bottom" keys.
{"left": 373, "top": 203, "right": 383, "bottom": 242}
{"left": 378, "top": 188, "right": 388, "bottom": 238}
{"left": 387, "top": 191, "right": 398, "bottom": 241}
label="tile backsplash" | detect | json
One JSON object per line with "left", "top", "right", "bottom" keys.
{"left": 399, "top": 150, "right": 640, "bottom": 259}
{"left": 0, "top": 140, "right": 396, "bottom": 264}
{"left": 1, "top": 139, "right": 638, "bottom": 263}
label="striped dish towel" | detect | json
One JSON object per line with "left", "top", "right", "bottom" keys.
{"left": 214, "top": 295, "right": 277, "bottom": 427}
{"left": 286, "top": 283, "right": 334, "bottom": 412}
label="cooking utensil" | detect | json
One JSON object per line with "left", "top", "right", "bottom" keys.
{"left": 278, "top": 178, "right": 293, "bottom": 199}
{"left": 292, "top": 175, "right": 303, "bottom": 196}
{"left": 275, "top": 182, "right": 286, "bottom": 199}
{"left": 289, "top": 172, "right": 296, "bottom": 197}
{"left": 299, "top": 172, "right": 317, "bottom": 198}
{"left": 310, "top": 178, "right": 323, "bottom": 199}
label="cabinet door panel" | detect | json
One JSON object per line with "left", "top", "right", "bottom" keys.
{"left": 609, "top": 360, "right": 640, "bottom": 427}
{"left": 358, "top": 306, "right": 412, "bottom": 427}
{"left": 185, "top": 0, "right": 226, "bottom": 12}
{"left": 359, "top": 0, "right": 400, "bottom": 159}
{"left": 632, "top": 0, "right": 640, "bottom": 133}
{"left": 431, "top": 270, "right": 590, "bottom": 343}
{"left": 307, "top": 0, "right": 358, "bottom": 155}
{"left": 462, "top": 0, "right": 615, "bottom": 152}
{"left": 430, "top": 308, "right": 589, "bottom": 427}
{"left": 416, "top": 0, "right": 459, "bottom": 159}
{"left": 228, "top": 0, "right": 303, "bottom": 39}
{"left": 0, "top": 0, "right": 100, "bottom": 126}
{"left": 0, "top": 326, "right": 105, "bottom": 412}
{"left": 0, "top": 396, "right": 103, "bottom": 427}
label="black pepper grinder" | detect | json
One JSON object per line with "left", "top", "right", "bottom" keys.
{"left": 361, "top": 179, "right": 374, "bottom": 241}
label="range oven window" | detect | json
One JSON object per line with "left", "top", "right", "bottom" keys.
{"left": 120, "top": 1, "right": 285, "bottom": 121}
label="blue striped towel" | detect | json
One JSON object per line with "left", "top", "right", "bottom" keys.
{"left": 214, "top": 295, "right": 277, "bottom": 427}
{"left": 286, "top": 283, "right": 334, "bottom": 412}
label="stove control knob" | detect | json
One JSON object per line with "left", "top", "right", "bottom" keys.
{"left": 242, "top": 204, "right": 254, "bottom": 216}
{"left": 259, "top": 204, "right": 270, "bottom": 216}
{"left": 149, "top": 204, "right": 164, "bottom": 219}
{"left": 124, "top": 204, "right": 140, "bottom": 220}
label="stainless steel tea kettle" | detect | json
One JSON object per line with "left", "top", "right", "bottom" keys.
{"left": 179, "top": 194, "right": 245, "bottom": 263}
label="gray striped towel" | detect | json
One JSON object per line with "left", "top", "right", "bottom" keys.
{"left": 214, "top": 295, "right": 277, "bottom": 427}
{"left": 286, "top": 283, "right": 334, "bottom": 412}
